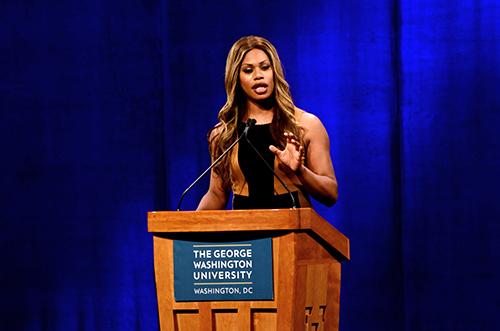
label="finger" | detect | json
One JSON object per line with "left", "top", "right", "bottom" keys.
{"left": 269, "top": 145, "right": 280, "bottom": 154}
{"left": 289, "top": 139, "right": 302, "bottom": 150}
{"left": 285, "top": 131, "right": 298, "bottom": 141}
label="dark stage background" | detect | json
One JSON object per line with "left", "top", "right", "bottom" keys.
{"left": 1, "top": 0, "right": 499, "bottom": 330}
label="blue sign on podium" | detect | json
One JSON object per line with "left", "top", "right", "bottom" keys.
{"left": 173, "top": 237, "right": 274, "bottom": 301}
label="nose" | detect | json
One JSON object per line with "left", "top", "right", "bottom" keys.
{"left": 254, "top": 68, "right": 264, "bottom": 80}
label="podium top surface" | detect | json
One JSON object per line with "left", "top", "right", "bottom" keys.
{"left": 148, "top": 208, "right": 349, "bottom": 261}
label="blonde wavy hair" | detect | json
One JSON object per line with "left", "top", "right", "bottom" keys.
{"left": 209, "top": 35, "right": 301, "bottom": 190}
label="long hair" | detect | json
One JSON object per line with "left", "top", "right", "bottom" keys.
{"left": 209, "top": 35, "right": 301, "bottom": 190}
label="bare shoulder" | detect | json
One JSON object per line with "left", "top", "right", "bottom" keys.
{"left": 295, "top": 108, "right": 328, "bottom": 137}
{"left": 207, "top": 123, "right": 226, "bottom": 156}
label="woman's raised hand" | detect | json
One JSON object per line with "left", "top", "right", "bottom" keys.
{"left": 269, "top": 131, "right": 303, "bottom": 172}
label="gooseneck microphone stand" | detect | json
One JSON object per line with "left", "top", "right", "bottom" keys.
{"left": 176, "top": 119, "right": 256, "bottom": 211}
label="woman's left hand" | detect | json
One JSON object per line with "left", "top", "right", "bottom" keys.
{"left": 269, "top": 131, "right": 303, "bottom": 172}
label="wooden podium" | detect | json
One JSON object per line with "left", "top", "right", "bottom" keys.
{"left": 148, "top": 208, "right": 350, "bottom": 330}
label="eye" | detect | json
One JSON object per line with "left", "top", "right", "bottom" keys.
{"left": 261, "top": 64, "right": 271, "bottom": 70}
{"left": 242, "top": 67, "right": 253, "bottom": 74}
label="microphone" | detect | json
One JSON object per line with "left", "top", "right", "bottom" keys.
{"left": 176, "top": 118, "right": 256, "bottom": 211}
{"left": 243, "top": 128, "right": 298, "bottom": 209}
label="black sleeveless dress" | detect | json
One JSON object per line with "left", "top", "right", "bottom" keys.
{"left": 232, "top": 122, "right": 300, "bottom": 209}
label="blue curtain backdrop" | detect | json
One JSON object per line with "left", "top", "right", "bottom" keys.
{"left": 1, "top": 0, "right": 499, "bottom": 330}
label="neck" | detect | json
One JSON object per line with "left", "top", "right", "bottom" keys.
{"left": 245, "top": 98, "right": 274, "bottom": 124}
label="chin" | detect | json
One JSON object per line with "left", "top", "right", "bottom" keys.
{"left": 254, "top": 93, "right": 273, "bottom": 101}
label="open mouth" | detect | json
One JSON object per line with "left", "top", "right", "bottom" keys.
{"left": 252, "top": 83, "right": 268, "bottom": 94}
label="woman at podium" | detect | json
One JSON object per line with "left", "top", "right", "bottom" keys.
{"left": 198, "top": 36, "right": 337, "bottom": 210}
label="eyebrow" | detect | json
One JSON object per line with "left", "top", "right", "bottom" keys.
{"left": 241, "top": 60, "right": 270, "bottom": 66}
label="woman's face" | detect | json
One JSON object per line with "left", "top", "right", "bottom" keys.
{"left": 239, "top": 48, "right": 274, "bottom": 102}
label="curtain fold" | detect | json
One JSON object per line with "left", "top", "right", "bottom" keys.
{"left": 400, "top": 1, "right": 500, "bottom": 329}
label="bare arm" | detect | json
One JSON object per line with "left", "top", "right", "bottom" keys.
{"left": 269, "top": 112, "right": 338, "bottom": 206}
{"left": 197, "top": 169, "right": 229, "bottom": 210}
{"left": 197, "top": 126, "right": 229, "bottom": 210}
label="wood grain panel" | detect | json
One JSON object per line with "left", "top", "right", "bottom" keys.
{"left": 251, "top": 309, "right": 277, "bottom": 331}
{"left": 148, "top": 208, "right": 349, "bottom": 261}
{"left": 325, "top": 262, "right": 341, "bottom": 331}
{"left": 275, "top": 233, "right": 296, "bottom": 327}
{"left": 148, "top": 209, "right": 299, "bottom": 233}
{"left": 212, "top": 309, "right": 239, "bottom": 330}
{"left": 305, "top": 264, "right": 328, "bottom": 330}
{"left": 154, "top": 236, "right": 174, "bottom": 330}
{"left": 173, "top": 310, "right": 199, "bottom": 331}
